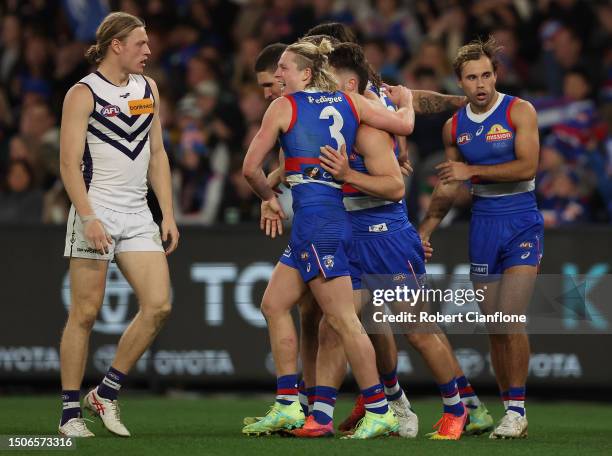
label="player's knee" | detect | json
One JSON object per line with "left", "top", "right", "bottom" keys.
{"left": 261, "top": 296, "right": 283, "bottom": 320}
{"left": 145, "top": 299, "right": 172, "bottom": 325}
{"left": 318, "top": 319, "right": 341, "bottom": 350}
{"left": 70, "top": 304, "right": 99, "bottom": 331}
{"left": 405, "top": 332, "right": 431, "bottom": 352}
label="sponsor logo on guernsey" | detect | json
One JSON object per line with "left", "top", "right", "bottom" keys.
{"left": 475, "top": 125, "right": 484, "bottom": 136}
{"left": 300, "top": 251, "right": 309, "bottom": 261}
{"left": 349, "top": 152, "right": 358, "bottom": 160}
{"left": 322, "top": 255, "right": 334, "bottom": 269}
{"left": 457, "top": 132, "right": 473, "bottom": 145}
{"left": 101, "top": 104, "right": 121, "bottom": 117}
{"left": 521, "top": 252, "right": 531, "bottom": 260}
{"left": 368, "top": 222, "right": 388, "bottom": 233}
{"left": 307, "top": 94, "right": 343, "bottom": 104}
{"left": 470, "top": 263, "right": 488, "bottom": 275}
{"left": 119, "top": 92, "right": 130, "bottom": 98}
{"left": 128, "top": 98, "right": 154, "bottom": 115}
{"left": 306, "top": 263, "right": 311, "bottom": 273}
{"left": 485, "top": 123, "right": 513, "bottom": 142}
{"left": 520, "top": 241, "right": 533, "bottom": 249}
{"left": 304, "top": 167, "right": 320, "bottom": 178}
{"left": 393, "top": 273, "right": 407, "bottom": 282}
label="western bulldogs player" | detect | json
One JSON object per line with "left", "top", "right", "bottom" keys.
{"left": 420, "top": 37, "right": 542, "bottom": 439}
{"left": 58, "top": 12, "right": 178, "bottom": 437}
{"left": 242, "top": 38, "right": 415, "bottom": 439}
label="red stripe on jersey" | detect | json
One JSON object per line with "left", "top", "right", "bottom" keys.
{"left": 342, "top": 183, "right": 359, "bottom": 194}
{"left": 343, "top": 91, "right": 360, "bottom": 124}
{"left": 506, "top": 97, "right": 519, "bottom": 130}
{"left": 285, "top": 95, "right": 297, "bottom": 132}
{"left": 451, "top": 112, "right": 458, "bottom": 144}
{"left": 284, "top": 157, "right": 320, "bottom": 171}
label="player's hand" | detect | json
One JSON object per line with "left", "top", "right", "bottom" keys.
{"left": 436, "top": 160, "right": 473, "bottom": 183}
{"left": 419, "top": 232, "right": 434, "bottom": 262}
{"left": 83, "top": 218, "right": 112, "bottom": 255}
{"left": 383, "top": 84, "right": 412, "bottom": 109}
{"left": 399, "top": 159, "right": 413, "bottom": 176}
{"left": 260, "top": 196, "right": 286, "bottom": 239}
{"left": 161, "top": 217, "right": 180, "bottom": 255}
{"left": 319, "top": 144, "right": 350, "bottom": 181}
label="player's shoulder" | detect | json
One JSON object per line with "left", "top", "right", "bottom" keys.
{"left": 65, "top": 82, "right": 94, "bottom": 104}
{"left": 509, "top": 97, "right": 537, "bottom": 124}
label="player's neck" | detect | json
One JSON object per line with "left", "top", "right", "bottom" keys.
{"left": 96, "top": 63, "right": 130, "bottom": 87}
{"left": 469, "top": 91, "right": 499, "bottom": 114}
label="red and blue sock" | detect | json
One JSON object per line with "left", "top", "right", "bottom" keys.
{"left": 60, "top": 390, "right": 81, "bottom": 426}
{"left": 97, "top": 366, "right": 126, "bottom": 401}
{"left": 306, "top": 386, "right": 316, "bottom": 415}
{"left": 276, "top": 374, "right": 298, "bottom": 405}
{"left": 456, "top": 375, "right": 481, "bottom": 409}
{"left": 380, "top": 368, "right": 404, "bottom": 402}
{"left": 311, "top": 386, "right": 337, "bottom": 425}
{"left": 362, "top": 383, "right": 389, "bottom": 415}
{"left": 507, "top": 386, "right": 525, "bottom": 416}
{"left": 501, "top": 390, "right": 510, "bottom": 410}
{"left": 298, "top": 380, "right": 308, "bottom": 416}
{"left": 438, "top": 378, "right": 465, "bottom": 417}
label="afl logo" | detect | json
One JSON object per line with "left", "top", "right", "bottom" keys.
{"left": 101, "top": 104, "right": 121, "bottom": 117}
{"left": 457, "top": 132, "right": 472, "bottom": 145}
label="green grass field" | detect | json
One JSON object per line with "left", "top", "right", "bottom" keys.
{"left": 1, "top": 395, "right": 610, "bottom": 455}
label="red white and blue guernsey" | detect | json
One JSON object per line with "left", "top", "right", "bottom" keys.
{"left": 278, "top": 89, "right": 360, "bottom": 283}
{"left": 345, "top": 83, "right": 426, "bottom": 290}
{"left": 452, "top": 92, "right": 544, "bottom": 281}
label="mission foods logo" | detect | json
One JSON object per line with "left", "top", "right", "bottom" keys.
{"left": 128, "top": 98, "right": 154, "bottom": 115}
{"left": 486, "top": 124, "right": 513, "bottom": 142}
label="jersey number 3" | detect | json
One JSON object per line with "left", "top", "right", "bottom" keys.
{"left": 319, "top": 106, "right": 346, "bottom": 149}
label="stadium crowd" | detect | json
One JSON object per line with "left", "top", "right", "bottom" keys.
{"left": 0, "top": 0, "right": 610, "bottom": 226}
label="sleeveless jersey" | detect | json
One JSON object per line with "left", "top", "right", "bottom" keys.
{"left": 77, "top": 71, "right": 154, "bottom": 213}
{"left": 280, "top": 89, "right": 359, "bottom": 211}
{"left": 453, "top": 93, "right": 537, "bottom": 215}
{"left": 342, "top": 83, "right": 408, "bottom": 236}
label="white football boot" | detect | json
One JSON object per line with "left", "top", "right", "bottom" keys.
{"left": 489, "top": 411, "right": 528, "bottom": 439}
{"left": 58, "top": 417, "right": 95, "bottom": 437}
{"left": 389, "top": 393, "right": 419, "bottom": 438}
{"left": 84, "top": 388, "right": 131, "bottom": 437}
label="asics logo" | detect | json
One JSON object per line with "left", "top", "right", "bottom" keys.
{"left": 476, "top": 125, "right": 484, "bottom": 136}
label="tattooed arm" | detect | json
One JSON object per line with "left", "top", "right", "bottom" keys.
{"left": 412, "top": 90, "right": 467, "bottom": 114}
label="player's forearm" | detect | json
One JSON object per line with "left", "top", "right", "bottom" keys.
{"left": 244, "top": 166, "right": 275, "bottom": 201}
{"left": 60, "top": 161, "right": 95, "bottom": 217}
{"left": 267, "top": 166, "right": 284, "bottom": 189}
{"left": 148, "top": 152, "right": 175, "bottom": 219}
{"left": 470, "top": 160, "right": 536, "bottom": 182}
{"left": 412, "top": 90, "right": 467, "bottom": 114}
{"left": 344, "top": 168, "right": 404, "bottom": 202}
{"left": 419, "top": 183, "right": 457, "bottom": 238}
{"left": 394, "top": 106, "right": 415, "bottom": 135}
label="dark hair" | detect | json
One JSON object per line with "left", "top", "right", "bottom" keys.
{"left": 453, "top": 36, "right": 502, "bottom": 78}
{"left": 5, "top": 159, "right": 35, "bottom": 192}
{"left": 85, "top": 12, "right": 145, "bottom": 65}
{"left": 254, "top": 43, "right": 288, "bottom": 73}
{"left": 305, "top": 22, "right": 356, "bottom": 44}
{"left": 329, "top": 43, "right": 369, "bottom": 94}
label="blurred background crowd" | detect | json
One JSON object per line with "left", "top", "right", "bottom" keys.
{"left": 0, "top": 0, "right": 610, "bottom": 227}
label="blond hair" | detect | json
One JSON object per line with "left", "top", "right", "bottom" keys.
{"left": 85, "top": 12, "right": 145, "bottom": 64}
{"left": 286, "top": 38, "right": 338, "bottom": 92}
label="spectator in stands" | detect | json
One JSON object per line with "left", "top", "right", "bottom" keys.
{"left": 0, "top": 158, "right": 43, "bottom": 223}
